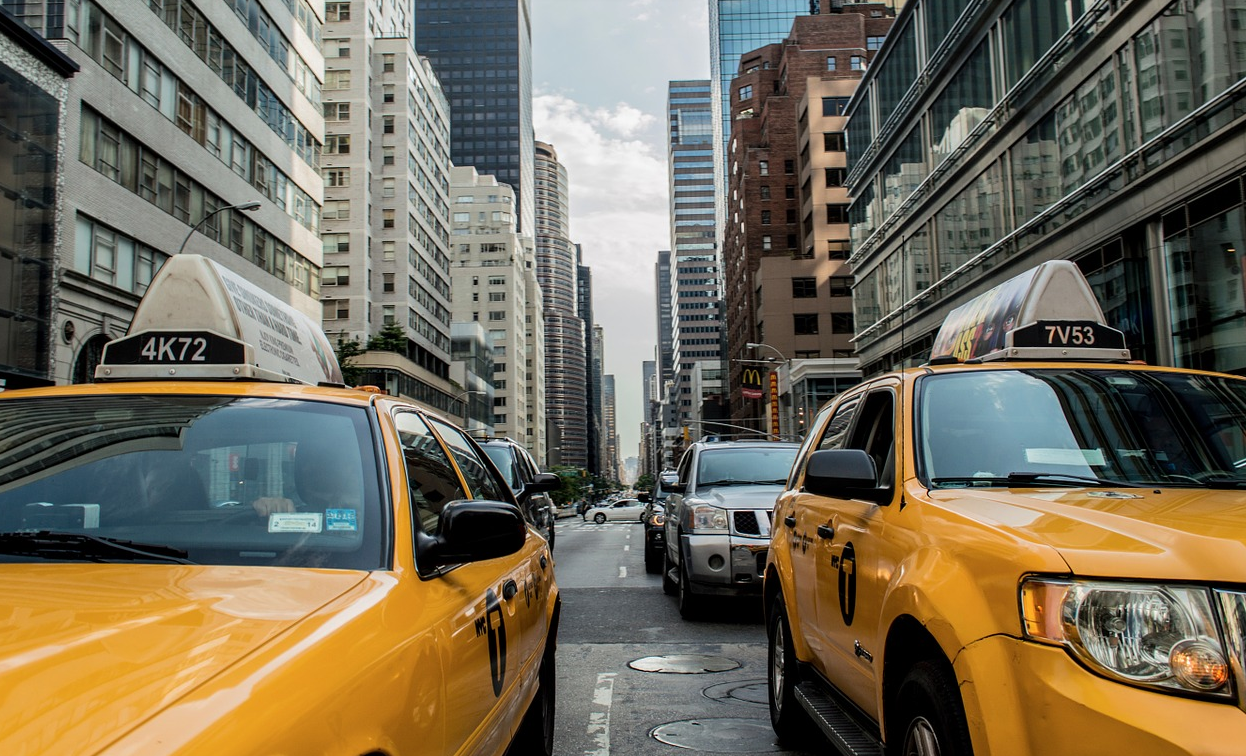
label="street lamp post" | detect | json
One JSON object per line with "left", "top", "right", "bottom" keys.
{"left": 453, "top": 389, "right": 488, "bottom": 425}
{"left": 175, "top": 201, "right": 262, "bottom": 256}
{"left": 745, "top": 342, "right": 791, "bottom": 437}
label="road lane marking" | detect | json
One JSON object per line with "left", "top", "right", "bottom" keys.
{"left": 618, "top": 566, "right": 627, "bottom": 578}
{"left": 623, "top": 545, "right": 630, "bottom": 551}
{"left": 585, "top": 672, "right": 617, "bottom": 756}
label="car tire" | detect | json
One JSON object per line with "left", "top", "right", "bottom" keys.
{"left": 593, "top": 512, "right": 607, "bottom": 524}
{"left": 644, "top": 545, "right": 662, "bottom": 574}
{"left": 677, "top": 559, "right": 702, "bottom": 620}
{"left": 889, "top": 659, "right": 974, "bottom": 756}
{"left": 508, "top": 643, "right": 556, "bottom": 756}
{"left": 662, "top": 550, "right": 677, "bottom": 596}
{"left": 768, "top": 600, "right": 815, "bottom": 745}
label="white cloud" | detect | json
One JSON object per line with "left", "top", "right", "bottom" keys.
{"left": 534, "top": 92, "right": 668, "bottom": 451}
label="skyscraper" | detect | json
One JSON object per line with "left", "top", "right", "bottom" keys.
{"left": 535, "top": 141, "right": 587, "bottom": 468}
{"left": 413, "top": 0, "right": 534, "bottom": 236}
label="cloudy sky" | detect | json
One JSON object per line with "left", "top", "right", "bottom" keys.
{"left": 532, "top": 0, "right": 710, "bottom": 463}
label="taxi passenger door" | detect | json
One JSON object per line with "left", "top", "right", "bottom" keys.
{"left": 393, "top": 411, "right": 521, "bottom": 756}
{"left": 800, "top": 382, "right": 898, "bottom": 718}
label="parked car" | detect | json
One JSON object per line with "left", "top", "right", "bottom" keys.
{"left": 663, "top": 440, "right": 799, "bottom": 619}
{"left": 480, "top": 437, "right": 560, "bottom": 551}
{"left": 0, "top": 255, "right": 560, "bottom": 756}
{"left": 582, "top": 498, "right": 646, "bottom": 524}
{"left": 766, "top": 260, "right": 1246, "bottom": 755}
{"left": 639, "top": 470, "right": 677, "bottom": 574}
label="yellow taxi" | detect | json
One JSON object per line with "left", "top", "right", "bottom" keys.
{"left": 0, "top": 255, "right": 560, "bottom": 756}
{"left": 765, "top": 260, "right": 1246, "bottom": 755}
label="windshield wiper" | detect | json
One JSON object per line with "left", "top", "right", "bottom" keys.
{"left": 699, "top": 479, "right": 786, "bottom": 487}
{"left": 0, "top": 531, "right": 195, "bottom": 564}
{"left": 930, "top": 473, "right": 1141, "bottom": 489}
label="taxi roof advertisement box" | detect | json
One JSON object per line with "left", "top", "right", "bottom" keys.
{"left": 97, "top": 255, "right": 344, "bottom": 386}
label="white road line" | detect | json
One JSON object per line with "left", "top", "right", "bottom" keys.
{"left": 623, "top": 545, "right": 630, "bottom": 551}
{"left": 618, "top": 566, "right": 627, "bottom": 578}
{"left": 625, "top": 533, "right": 631, "bottom": 539}
{"left": 585, "top": 672, "right": 617, "bottom": 756}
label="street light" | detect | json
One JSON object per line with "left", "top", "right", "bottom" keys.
{"left": 175, "top": 201, "right": 262, "bottom": 256}
{"left": 745, "top": 341, "right": 788, "bottom": 364}
{"left": 453, "top": 388, "right": 488, "bottom": 418}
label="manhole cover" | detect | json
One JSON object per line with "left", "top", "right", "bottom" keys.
{"left": 629, "top": 654, "right": 741, "bottom": 674}
{"left": 650, "top": 718, "right": 782, "bottom": 752}
{"left": 704, "top": 679, "right": 768, "bottom": 706}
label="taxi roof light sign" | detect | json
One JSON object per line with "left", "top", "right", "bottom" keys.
{"left": 96, "top": 255, "right": 344, "bottom": 385}
{"left": 929, "top": 260, "right": 1130, "bottom": 364}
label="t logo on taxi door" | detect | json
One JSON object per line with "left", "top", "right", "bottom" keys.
{"left": 838, "top": 541, "right": 857, "bottom": 626}
{"left": 480, "top": 589, "right": 507, "bottom": 697}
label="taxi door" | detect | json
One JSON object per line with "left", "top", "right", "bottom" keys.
{"left": 393, "top": 411, "right": 519, "bottom": 756}
{"left": 807, "top": 383, "right": 898, "bottom": 719}
{"left": 426, "top": 418, "right": 547, "bottom": 748}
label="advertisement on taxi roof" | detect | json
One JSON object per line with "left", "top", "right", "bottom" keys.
{"left": 930, "top": 266, "right": 1038, "bottom": 361}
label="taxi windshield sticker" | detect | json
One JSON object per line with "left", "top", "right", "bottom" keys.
{"left": 268, "top": 512, "right": 323, "bottom": 533}
{"left": 325, "top": 508, "right": 358, "bottom": 531}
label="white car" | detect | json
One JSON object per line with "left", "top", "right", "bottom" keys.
{"left": 583, "top": 498, "right": 645, "bottom": 524}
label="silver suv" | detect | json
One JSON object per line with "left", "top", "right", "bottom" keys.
{"left": 662, "top": 440, "right": 799, "bottom": 619}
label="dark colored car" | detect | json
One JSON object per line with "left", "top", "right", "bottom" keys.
{"left": 480, "top": 438, "right": 560, "bottom": 551}
{"left": 639, "top": 470, "right": 677, "bottom": 574}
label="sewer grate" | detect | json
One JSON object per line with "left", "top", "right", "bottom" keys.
{"left": 650, "top": 718, "right": 783, "bottom": 752}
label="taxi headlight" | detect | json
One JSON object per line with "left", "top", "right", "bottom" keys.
{"left": 1021, "top": 578, "right": 1232, "bottom": 697}
{"left": 687, "top": 503, "right": 729, "bottom": 534}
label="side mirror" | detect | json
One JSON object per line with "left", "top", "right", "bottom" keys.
{"left": 517, "top": 472, "right": 560, "bottom": 502}
{"left": 804, "top": 449, "right": 887, "bottom": 504}
{"left": 659, "top": 473, "right": 678, "bottom": 487}
{"left": 665, "top": 481, "right": 687, "bottom": 494}
{"left": 637, "top": 492, "right": 651, "bottom": 503}
{"left": 416, "top": 499, "right": 527, "bottom": 570}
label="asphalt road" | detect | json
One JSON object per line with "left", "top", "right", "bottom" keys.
{"left": 550, "top": 515, "right": 824, "bottom": 756}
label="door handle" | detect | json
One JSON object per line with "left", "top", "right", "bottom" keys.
{"left": 502, "top": 579, "right": 518, "bottom": 600}
{"left": 816, "top": 525, "right": 834, "bottom": 540}
{"left": 783, "top": 516, "right": 796, "bottom": 527}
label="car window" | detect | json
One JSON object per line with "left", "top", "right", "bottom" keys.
{"left": 695, "top": 446, "right": 799, "bottom": 487}
{"left": 0, "top": 395, "right": 384, "bottom": 569}
{"left": 428, "top": 419, "right": 510, "bottom": 503}
{"left": 393, "top": 411, "right": 467, "bottom": 533}
{"left": 482, "top": 444, "right": 521, "bottom": 490}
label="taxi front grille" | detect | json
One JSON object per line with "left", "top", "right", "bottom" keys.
{"left": 733, "top": 510, "right": 770, "bottom": 536}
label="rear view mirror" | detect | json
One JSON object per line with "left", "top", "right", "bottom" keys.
{"left": 804, "top": 449, "right": 887, "bottom": 503}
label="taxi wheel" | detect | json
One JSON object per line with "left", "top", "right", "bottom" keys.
{"left": 662, "top": 551, "right": 678, "bottom": 596}
{"left": 890, "top": 660, "right": 973, "bottom": 756}
{"left": 593, "top": 512, "right": 607, "bottom": 524}
{"left": 644, "top": 545, "right": 662, "bottom": 574}
{"left": 510, "top": 645, "right": 556, "bottom": 756}
{"left": 768, "top": 601, "right": 815, "bottom": 745}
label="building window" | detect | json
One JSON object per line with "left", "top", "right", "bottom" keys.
{"left": 325, "top": 102, "right": 350, "bottom": 121}
{"left": 326, "top": 70, "right": 351, "bottom": 89}
{"left": 828, "top": 240, "right": 851, "bottom": 259}
{"left": 382, "top": 304, "right": 395, "bottom": 324}
{"left": 382, "top": 115, "right": 395, "bottom": 134}
{"left": 762, "top": 235, "right": 772, "bottom": 250}
{"left": 760, "top": 185, "right": 771, "bottom": 200}
{"left": 326, "top": 2, "right": 350, "bottom": 21}
{"left": 739, "top": 84, "right": 753, "bottom": 100}
{"left": 867, "top": 35, "right": 885, "bottom": 51}
{"left": 825, "top": 168, "right": 846, "bottom": 187}
{"left": 382, "top": 178, "right": 395, "bottom": 197}
{"left": 794, "top": 313, "right": 819, "bottom": 334}
{"left": 786, "top": 234, "right": 798, "bottom": 249}
{"left": 488, "top": 292, "right": 506, "bottom": 301}
{"left": 823, "top": 132, "right": 846, "bottom": 151}
{"left": 326, "top": 134, "right": 350, "bottom": 154}
{"left": 830, "top": 278, "right": 851, "bottom": 297}
{"left": 326, "top": 168, "right": 350, "bottom": 187}
{"left": 323, "top": 200, "right": 350, "bottom": 220}
{"left": 759, "top": 160, "right": 769, "bottom": 176}
{"left": 851, "top": 55, "right": 866, "bottom": 71}
{"left": 382, "top": 209, "right": 395, "bottom": 229}
{"left": 323, "top": 299, "right": 349, "bottom": 319}
{"left": 784, "top": 159, "right": 795, "bottom": 174}
{"left": 488, "top": 311, "right": 506, "bottom": 321}
{"left": 792, "top": 277, "right": 817, "bottom": 298}
{"left": 383, "top": 273, "right": 395, "bottom": 292}
{"left": 786, "top": 209, "right": 797, "bottom": 224}
{"left": 831, "top": 312, "right": 855, "bottom": 333}
{"left": 382, "top": 54, "right": 395, "bottom": 73}
{"left": 383, "top": 85, "right": 394, "bottom": 103}
{"left": 822, "top": 97, "right": 849, "bottom": 116}
{"left": 383, "top": 241, "right": 395, "bottom": 261}
{"left": 761, "top": 210, "right": 771, "bottom": 225}
{"left": 785, "top": 185, "right": 796, "bottom": 199}
{"left": 827, "top": 204, "right": 849, "bottom": 223}
{"left": 323, "top": 233, "right": 349, "bottom": 254}
{"left": 382, "top": 146, "right": 395, "bottom": 165}
{"left": 323, "top": 265, "right": 349, "bottom": 285}
{"left": 826, "top": 56, "right": 837, "bottom": 71}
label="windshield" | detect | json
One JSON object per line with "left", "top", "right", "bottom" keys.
{"left": 696, "top": 446, "right": 798, "bottom": 487}
{"left": 918, "top": 369, "right": 1246, "bottom": 488}
{"left": 0, "top": 395, "right": 385, "bottom": 568}
{"left": 482, "top": 445, "right": 520, "bottom": 491}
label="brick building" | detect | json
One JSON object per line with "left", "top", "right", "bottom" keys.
{"left": 722, "top": 6, "right": 894, "bottom": 434}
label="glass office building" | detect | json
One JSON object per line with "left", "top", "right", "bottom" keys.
{"left": 414, "top": 0, "right": 534, "bottom": 236}
{"left": 846, "top": 0, "right": 1246, "bottom": 378}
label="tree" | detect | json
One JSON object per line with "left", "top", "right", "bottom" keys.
{"left": 367, "top": 323, "right": 407, "bottom": 354}
{"left": 634, "top": 473, "right": 654, "bottom": 493}
{"left": 335, "top": 336, "right": 365, "bottom": 386}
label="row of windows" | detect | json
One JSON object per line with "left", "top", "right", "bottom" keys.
{"left": 791, "top": 277, "right": 852, "bottom": 298}
{"left": 78, "top": 107, "right": 318, "bottom": 296}
{"left": 791, "top": 312, "right": 855, "bottom": 335}
{"left": 72, "top": 214, "right": 166, "bottom": 295}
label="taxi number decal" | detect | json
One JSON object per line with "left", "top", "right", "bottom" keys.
{"left": 141, "top": 335, "right": 209, "bottom": 362}
{"left": 838, "top": 541, "right": 857, "bottom": 626}
{"left": 1011, "top": 321, "right": 1126, "bottom": 350}
{"left": 473, "top": 589, "right": 508, "bottom": 697}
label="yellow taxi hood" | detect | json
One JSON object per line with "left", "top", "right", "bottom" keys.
{"left": 0, "top": 564, "right": 368, "bottom": 756}
{"left": 928, "top": 487, "right": 1246, "bottom": 580}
